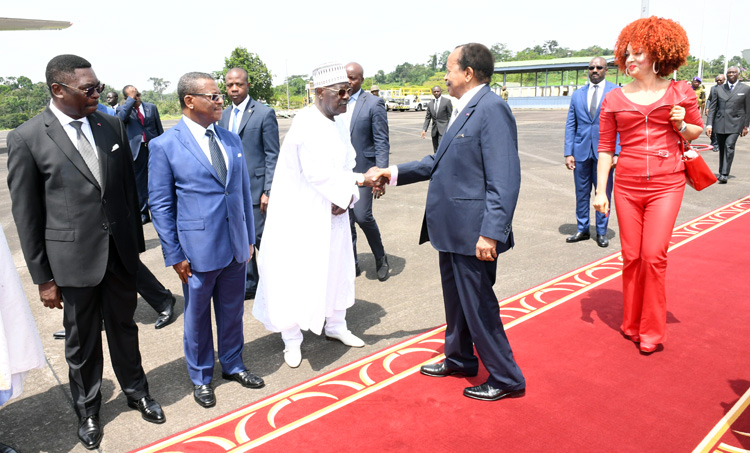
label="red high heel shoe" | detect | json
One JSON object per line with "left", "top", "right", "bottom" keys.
{"left": 640, "top": 343, "right": 657, "bottom": 353}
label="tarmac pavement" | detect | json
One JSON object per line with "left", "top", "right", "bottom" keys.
{"left": 1, "top": 109, "right": 748, "bottom": 452}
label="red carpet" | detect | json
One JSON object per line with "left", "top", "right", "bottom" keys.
{"left": 133, "top": 196, "right": 750, "bottom": 453}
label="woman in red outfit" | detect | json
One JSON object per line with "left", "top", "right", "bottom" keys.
{"left": 593, "top": 17, "right": 704, "bottom": 354}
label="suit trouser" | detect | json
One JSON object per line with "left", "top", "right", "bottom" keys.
{"left": 574, "top": 157, "right": 614, "bottom": 235}
{"left": 710, "top": 127, "right": 719, "bottom": 149}
{"left": 60, "top": 237, "right": 148, "bottom": 418}
{"left": 439, "top": 251, "right": 525, "bottom": 390}
{"left": 614, "top": 172, "right": 685, "bottom": 345}
{"left": 716, "top": 133, "right": 739, "bottom": 176}
{"left": 182, "top": 260, "right": 246, "bottom": 385}
{"left": 431, "top": 132, "right": 442, "bottom": 153}
{"left": 134, "top": 143, "right": 150, "bottom": 217}
{"left": 137, "top": 260, "right": 172, "bottom": 313}
{"left": 245, "top": 204, "right": 265, "bottom": 293}
{"left": 350, "top": 186, "right": 385, "bottom": 263}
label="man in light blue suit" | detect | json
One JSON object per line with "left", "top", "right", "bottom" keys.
{"left": 564, "top": 57, "right": 618, "bottom": 248}
{"left": 218, "top": 68, "right": 280, "bottom": 299}
{"left": 148, "top": 72, "right": 265, "bottom": 409}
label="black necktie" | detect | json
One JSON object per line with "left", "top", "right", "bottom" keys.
{"left": 589, "top": 84, "right": 599, "bottom": 118}
{"left": 205, "top": 129, "right": 227, "bottom": 185}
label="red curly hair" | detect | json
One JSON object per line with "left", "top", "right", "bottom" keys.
{"left": 614, "top": 16, "right": 690, "bottom": 77}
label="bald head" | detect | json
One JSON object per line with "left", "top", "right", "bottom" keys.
{"left": 346, "top": 62, "right": 364, "bottom": 95}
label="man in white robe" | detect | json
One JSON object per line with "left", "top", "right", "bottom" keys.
{"left": 252, "top": 62, "right": 384, "bottom": 368}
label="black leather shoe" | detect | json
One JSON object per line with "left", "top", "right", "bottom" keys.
{"left": 127, "top": 395, "right": 166, "bottom": 424}
{"left": 52, "top": 329, "right": 65, "bottom": 340}
{"left": 193, "top": 384, "right": 216, "bottom": 408}
{"left": 376, "top": 255, "right": 390, "bottom": 281}
{"left": 0, "top": 441, "right": 19, "bottom": 453}
{"left": 244, "top": 289, "right": 256, "bottom": 300}
{"left": 596, "top": 234, "right": 609, "bottom": 248}
{"left": 463, "top": 383, "right": 525, "bottom": 401}
{"left": 222, "top": 370, "right": 265, "bottom": 389}
{"left": 566, "top": 232, "right": 590, "bottom": 243}
{"left": 718, "top": 175, "right": 728, "bottom": 184}
{"left": 141, "top": 214, "right": 151, "bottom": 225}
{"left": 420, "top": 361, "right": 477, "bottom": 378}
{"left": 154, "top": 294, "right": 176, "bottom": 329}
{"left": 77, "top": 415, "right": 102, "bottom": 450}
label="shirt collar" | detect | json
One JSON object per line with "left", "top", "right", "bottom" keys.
{"left": 49, "top": 100, "right": 90, "bottom": 127}
{"left": 349, "top": 88, "right": 362, "bottom": 103}
{"left": 182, "top": 114, "right": 216, "bottom": 142}
{"left": 233, "top": 95, "right": 251, "bottom": 111}
{"left": 453, "top": 83, "right": 486, "bottom": 116}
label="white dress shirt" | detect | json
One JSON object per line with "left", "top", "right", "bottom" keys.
{"left": 587, "top": 79, "right": 606, "bottom": 111}
{"left": 182, "top": 115, "right": 229, "bottom": 168}
{"left": 230, "top": 95, "right": 251, "bottom": 132}
{"left": 48, "top": 101, "right": 98, "bottom": 160}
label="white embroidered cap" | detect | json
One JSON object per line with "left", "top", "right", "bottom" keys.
{"left": 312, "top": 62, "right": 348, "bottom": 88}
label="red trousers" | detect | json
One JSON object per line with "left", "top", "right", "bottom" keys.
{"left": 614, "top": 172, "right": 685, "bottom": 345}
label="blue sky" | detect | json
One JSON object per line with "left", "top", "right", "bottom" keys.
{"left": 2, "top": 0, "right": 747, "bottom": 93}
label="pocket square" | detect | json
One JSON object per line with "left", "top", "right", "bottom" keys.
{"left": 111, "top": 144, "right": 120, "bottom": 152}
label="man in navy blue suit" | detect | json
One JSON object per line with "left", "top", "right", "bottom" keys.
{"left": 366, "top": 43, "right": 525, "bottom": 401}
{"left": 118, "top": 85, "right": 164, "bottom": 224}
{"left": 149, "top": 72, "right": 265, "bottom": 409}
{"left": 218, "top": 68, "right": 280, "bottom": 299}
{"left": 345, "top": 62, "right": 390, "bottom": 281}
{"left": 564, "top": 57, "right": 618, "bottom": 247}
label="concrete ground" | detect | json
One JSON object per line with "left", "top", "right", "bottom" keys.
{"left": 1, "top": 109, "right": 748, "bottom": 452}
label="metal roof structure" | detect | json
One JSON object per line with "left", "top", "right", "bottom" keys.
{"left": 0, "top": 17, "right": 71, "bottom": 31}
{"left": 494, "top": 56, "right": 616, "bottom": 74}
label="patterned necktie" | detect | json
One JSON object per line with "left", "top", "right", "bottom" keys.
{"left": 69, "top": 121, "right": 101, "bottom": 185}
{"left": 136, "top": 107, "right": 147, "bottom": 142}
{"left": 447, "top": 107, "right": 459, "bottom": 130}
{"left": 729, "top": 84, "right": 734, "bottom": 91}
{"left": 589, "top": 84, "right": 599, "bottom": 118}
{"left": 205, "top": 129, "right": 227, "bottom": 185}
{"left": 232, "top": 107, "right": 240, "bottom": 134}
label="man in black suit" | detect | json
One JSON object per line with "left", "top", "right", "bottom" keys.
{"left": 706, "top": 74, "right": 725, "bottom": 152}
{"left": 218, "top": 67, "right": 280, "bottom": 299}
{"left": 706, "top": 66, "right": 750, "bottom": 183}
{"left": 6, "top": 55, "right": 164, "bottom": 450}
{"left": 366, "top": 43, "right": 525, "bottom": 402}
{"left": 421, "top": 85, "right": 453, "bottom": 152}
{"left": 117, "top": 84, "right": 164, "bottom": 223}
{"left": 346, "top": 62, "right": 391, "bottom": 281}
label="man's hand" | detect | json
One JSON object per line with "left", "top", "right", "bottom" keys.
{"left": 742, "top": 127, "right": 748, "bottom": 138}
{"left": 331, "top": 196, "right": 354, "bottom": 215}
{"left": 39, "top": 280, "right": 63, "bottom": 309}
{"left": 173, "top": 260, "right": 192, "bottom": 284}
{"left": 420, "top": 130, "right": 426, "bottom": 139}
{"left": 248, "top": 245, "right": 254, "bottom": 262}
{"left": 476, "top": 236, "right": 498, "bottom": 262}
{"left": 565, "top": 155, "right": 575, "bottom": 170}
{"left": 364, "top": 167, "right": 391, "bottom": 187}
{"left": 373, "top": 185, "right": 386, "bottom": 199}
{"left": 705, "top": 126, "right": 713, "bottom": 138}
{"left": 260, "top": 193, "right": 270, "bottom": 214}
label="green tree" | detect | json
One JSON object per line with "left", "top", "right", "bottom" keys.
{"left": 0, "top": 76, "right": 50, "bottom": 129}
{"left": 490, "top": 43, "right": 512, "bottom": 62}
{"left": 437, "top": 50, "right": 451, "bottom": 71}
{"left": 216, "top": 47, "right": 274, "bottom": 103}
{"left": 148, "top": 77, "right": 171, "bottom": 100}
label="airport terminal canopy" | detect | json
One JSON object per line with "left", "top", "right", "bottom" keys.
{"left": 493, "top": 56, "right": 620, "bottom": 87}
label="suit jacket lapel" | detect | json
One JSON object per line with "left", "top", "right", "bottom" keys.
{"left": 238, "top": 97, "right": 255, "bottom": 134}
{"left": 431, "top": 86, "right": 488, "bottom": 172}
{"left": 43, "top": 108, "right": 101, "bottom": 190}
{"left": 88, "top": 112, "right": 110, "bottom": 192}
{"left": 350, "top": 90, "right": 366, "bottom": 132}
{"left": 175, "top": 120, "right": 223, "bottom": 184}
{"left": 216, "top": 127, "right": 234, "bottom": 186}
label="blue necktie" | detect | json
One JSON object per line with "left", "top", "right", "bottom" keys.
{"left": 205, "top": 129, "right": 227, "bottom": 185}
{"left": 232, "top": 107, "right": 240, "bottom": 133}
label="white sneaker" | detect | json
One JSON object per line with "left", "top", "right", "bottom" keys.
{"left": 325, "top": 331, "right": 365, "bottom": 348}
{"left": 283, "top": 346, "right": 302, "bottom": 368}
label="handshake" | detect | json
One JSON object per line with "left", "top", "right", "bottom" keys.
{"left": 361, "top": 167, "right": 392, "bottom": 199}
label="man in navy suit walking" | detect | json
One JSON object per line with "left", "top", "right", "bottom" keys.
{"left": 366, "top": 43, "right": 525, "bottom": 401}
{"left": 118, "top": 85, "right": 164, "bottom": 224}
{"left": 564, "top": 57, "right": 618, "bottom": 247}
{"left": 149, "top": 72, "right": 265, "bottom": 409}
{"left": 345, "top": 62, "right": 391, "bottom": 281}
{"left": 218, "top": 68, "right": 280, "bottom": 299}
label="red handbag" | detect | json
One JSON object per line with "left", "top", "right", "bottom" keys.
{"left": 677, "top": 135, "right": 717, "bottom": 191}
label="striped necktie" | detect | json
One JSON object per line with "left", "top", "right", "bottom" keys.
{"left": 70, "top": 121, "right": 101, "bottom": 185}
{"left": 205, "top": 129, "right": 227, "bottom": 185}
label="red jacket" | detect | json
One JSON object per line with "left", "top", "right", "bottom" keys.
{"left": 599, "top": 80, "right": 703, "bottom": 178}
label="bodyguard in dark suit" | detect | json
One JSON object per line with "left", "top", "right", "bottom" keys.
{"left": 218, "top": 68, "right": 280, "bottom": 299}
{"left": 563, "top": 57, "right": 619, "bottom": 247}
{"left": 366, "top": 43, "right": 525, "bottom": 401}
{"left": 117, "top": 85, "right": 164, "bottom": 222}
{"left": 149, "top": 72, "right": 264, "bottom": 409}
{"left": 421, "top": 85, "right": 453, "bottom": 152}
{"left": 346, "top": 62, "right": 391, "bottom": 282}
{"left": 706, "top": 74, "right": 725, "bottom": 152}
{"left": 345, "top": 62, "right": 390, "bottom": 281}
{"left": 6, "top": 55, "right": 164, "bottom": 450}
{"left": 706, "top": 66, "right": 750, "bottom": 183}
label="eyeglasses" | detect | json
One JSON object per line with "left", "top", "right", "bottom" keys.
{"left": 323, "top": 87, "right": 349, "bottom": 97}
{"left": 588, "top": 66, "right": 605, "bottom": 71}
{"left": 56, "top": 82, "right": 105, "bottom": 97}
{"left": 189, "top": 93, "right": 224, "bottom": 102}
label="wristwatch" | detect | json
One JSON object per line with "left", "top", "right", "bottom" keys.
{"left": 355, "top": 173, "right": 365, "bottom": 186}
{"left": 263, "top": 190, "right": 270, "bottom": 197}
{"left": 679, "top": 122, "right": 687, "bottom": 133}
